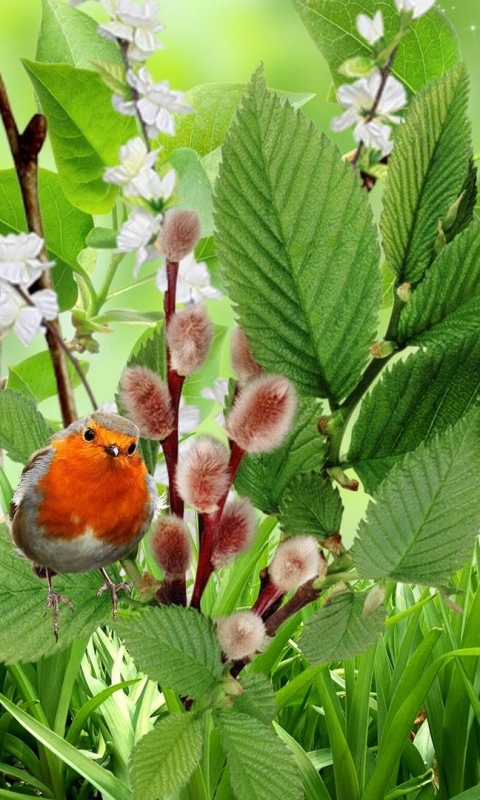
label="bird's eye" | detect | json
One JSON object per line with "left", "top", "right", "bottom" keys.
{"left": 127, "top": 441, "right": 137, "bottom": 456}
{"left": 84, "top": 428, "right": 95, "bottom": 442}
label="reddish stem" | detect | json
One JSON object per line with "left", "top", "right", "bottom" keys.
{"left": 252, "top": 579, "right": 284, "bottom": 618}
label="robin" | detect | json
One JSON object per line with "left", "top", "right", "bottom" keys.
{"left": 9, "top": 411, "right": 158, "bottom": 640}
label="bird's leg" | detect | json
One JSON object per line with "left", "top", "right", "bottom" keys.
{"left": 43, "top": 567, "right": 74, "bottom": 642}
{"left": 97, "top": 567, "right": 130, "bottom": 620}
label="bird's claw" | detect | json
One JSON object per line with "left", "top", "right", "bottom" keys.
{"left": 45, "top": 588, "right": 74, "bottom": 643}
{"left": 97, "top": 569, "right": 130, "bottom": 620}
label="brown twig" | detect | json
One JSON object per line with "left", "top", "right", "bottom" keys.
{"left": 263, "top": 580, "right": 322, "bottom": 637}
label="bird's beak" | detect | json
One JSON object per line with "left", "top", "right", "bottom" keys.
{"left": 105, "top": 444, "right": 120, "bottom": 457}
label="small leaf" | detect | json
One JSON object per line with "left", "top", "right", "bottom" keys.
{"left": 299, "top": 591, "right": 386, "bottom": 664}
{"left": 130, "top": 713, "right": 203, "bottom": 800}
{"left": 116, "top": 606, "right": 224, "bottom": 698}
{"left": 166, "top": 147, "right": 214, "bottom": 237}
{"left": 95, "top": 309, "right": 162, "bottom": 325}
{"left": 352, "top": 412, "right": 480, "bottom": 585}
{"left": 0, "top": 390, "right": 52, "bottom": 463}
{"left": 8, "top": 351, "right": 89, "bottom": 404}
{"left": 86, "top": 227, "right": 118, "bottom": 249}
{"left": 381, "top": 63, "right": 471, "bottom": 284}
{"left": 91, "top": 58, "right": 127, "bottom": 95}
{"left": 279, "top": 472, "right": 343, "bottom": 538}
{"left": 213, "top": 710, "right": 303, "bottom": 800}
{"left": 235, "top": 397, "right": 327, "bottom": 515}
{"left": 232, "top": 673, "right": 276, "bottom": 726}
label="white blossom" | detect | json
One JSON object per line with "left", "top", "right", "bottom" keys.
{"left": 116, "top": 207, "right": 163, "bottom": 275}
{"left": 156, "top": 253, "right": 222, "bottom": 303}
{"left": 394, "top": 0, "right": 436, "bottom": 18}
{"left": 104, "top": 137, "right": 175, "bottom": 201}
{"left": 0, "top": 232, "right": 54, "bottom": 286}
{"left": 98, "top": 0, "right": 164, "bottom": 61}
{"left": 332, "top": 69, "right": 407, "bottom": 155}
{"left": 356, "top": 11, "right": 384, "bottom": 44}
{"left": 0, "top": 283, "right": 58, "bottom": 346}
{"left": 113, "top": 67, "right": 193, "bottom": 138}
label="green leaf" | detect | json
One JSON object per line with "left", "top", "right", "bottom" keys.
{"left": 0, "top": 526, "right": 117, "bottom": 664}
{"left": 95, "top": 309, "right": 162, "bottom": 325}
{"left": 215, "top": 67, "right": 381, "bottom": 401}
{"left": 397, "top": 221, "right": 480, "bottom": 344}
{"left": 213, "top": 710, "right": 303, "bottom": 800}
{"left": 235, "top": 397, "right": 328, "bottom": 515}
{"left": 86, "top": 227, "right": 118, "bottom": 249}
{"left": 37, "top": 0, "right": 123, "bottom": 69}
{"left": 166, "top": 148, "right": 214, "bottom": 237}
{"left": 232, "top": 673, "right": 276, "bottom": 726}
{"left": 182, "top": 323, "right": 229, "bottom": 419}
{"left": 381, "top": 63, "right": 471, "bottom": 285}
{"left": 0, "top": 389, "right": 52, "bottom": 464}
{"left": 23, "top": 60, "right": 136, "bottom": 214}
{"left": 8, "top": 351, "right": 89, "bottom": 404}
{"left": 129, "top": 713, "right": 203, "bottom": 800}
{"left": 352, "top": 412, "right": 480, "bottom": 585}
{"left": 279, "top": 472, "right": 343, "bottom": 538}
{"left": 116, "top": 606, "right": 224, "bottom": 699}
{"left": 299, "top": 591, "right": 386, "bottom": 664}
{"left": 348, "top": 335, "right": 480, "bottom": 493}
{"left": 291, "top": 0, "right": 459, "bottom": 94}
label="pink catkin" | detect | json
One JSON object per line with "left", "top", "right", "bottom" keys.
{"left": 226, "top": 374, "right": 297, "bottom": 454}
{"left": 216, "top": 611, "right": 266, "bottom": 661}
{"left": 230, "top": 328, "right": 263, "bottom": 385}
{"left": 160, "top": 210, "right": 202, "bottom": 262}
{"left": 269, "top": 535, "right": 324, "bottom": 592}
{"left": 175, "top": 435, "right": 230, "bottom": 513}
{"left": 211, "top": 498, "right": 256, "bottom": 569}
{"left": 167, "top": 304, "right": 214, "bottom": 376}
{"left": 120, "top": 366, "right": 174, "bottom": 440}
{"left": 151, "top": 514, "right": 192, "bottom": 578}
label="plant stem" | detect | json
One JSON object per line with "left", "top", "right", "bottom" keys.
{"left": 90, "top": 252, "right": 124, "bottom": 315}
{"left": 351, "top": 47, "right": 398, "bottom": 169}
{"left": 119, "top": 42, "right": 151, "bottom": 148}
{"left": 264, "top": 580, "right": 322, "bottom": 637}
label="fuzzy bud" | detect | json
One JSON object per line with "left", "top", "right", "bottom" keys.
{"left": 269, "top": 535, "right": 324, "bottom": 592}
{"left": 226, "top": 374, "right": 297, "bottom": 454}
{"left": 167, "top": 304, "right": 214, "bottom": 376}
{"left": 151, "top": 514, "right": 192, "bottom": 578}
{"left": 176, "top": 435, "right": 230, "bottom": 513}
{"left": 216, "top": 611, "right": 266, "bottom": 661}
{"left": 120, "top": 366, "right": 174, "bottom": 440}
{"left": 230, "top": 328, "right": 263, "bottom": 385}
{"left": 211, "top": 498, "right": 256, "bottom": 569}
{"left": 160, "top": 210, "right": 202, "bottom": 262}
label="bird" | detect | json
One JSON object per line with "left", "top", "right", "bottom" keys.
{"left": 9, "top": 411, "right": 158, "bottom": 640}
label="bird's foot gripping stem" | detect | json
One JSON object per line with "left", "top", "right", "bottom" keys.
{"left": 97, "top": 567, "right": 130, "bottom": 620}
{"left": 43, "top": 567, "right": 74, "bottom": 642}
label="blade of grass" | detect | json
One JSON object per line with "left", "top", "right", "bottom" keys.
{"left": 274, "top": 721, "right": 332, "bottom": 800}
{"left": 315, "top": 670, "right": 360, "bottom": 800}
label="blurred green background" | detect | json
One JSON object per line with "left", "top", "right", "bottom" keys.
{"left": 0, "top": 0, "right": 479, "bottom": 537}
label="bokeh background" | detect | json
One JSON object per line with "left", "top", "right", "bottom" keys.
{"left": 0, "top": 0, "right": 479, "bottom": 538}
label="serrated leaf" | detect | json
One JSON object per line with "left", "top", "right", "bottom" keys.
{"left": 8, "top": 351, "right": 89, "bottom": 404}
{"left": 37, "top": 0, "right": 123, "bottom": 69}
{"left": 166, "top": 148, "right": 214, "bottom": 237}
{"left": 348, "top": 335, "right": 480, "bottom": 493}
{"left": 352, "top": 412, "right": 480, "bottom": 584}
{"left": 116, "top": 606, "right": 224, "bottom": 699}
{"left": 381, "top": 63, "right": 471, "bottom": 284}
{"left": 292, "top": 0, "right": 459, "bottom": 94}
{"left": 397, "top": 221, "right": 480, "bottom": 344}
{"left": 232, "top": 673, "right": 276, "bottom": 725}
{"left": 23, "top": 60, "right": 136, "bottom": 214}
{"left": 215, "top": 67, "right": 381, "bottom": 401}
{"left": 235, "top": 397, "right": 327, "bottom": 514}
{"left": 213, "top": 710, "right": 303, "bottom": 800}
{"left": 0, "top": 389, "right": 52, "bottom": 463}
{"left": 130, "top": 713, "right": 203, "bottom": 800}
{"left": 299, "top": 591, "right": 386, "bottom": 664}
{"left": 279, "top": 472, "right": 343, "bottom": 538}
{"left": 0, "top": 526, "right": 116, "bottom": 664}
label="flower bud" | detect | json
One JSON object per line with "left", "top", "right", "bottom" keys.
{"left": 216, "top": 611, "right": 266, "bottom": 661}
{"left": 151, "top": 514, "right": 192, "bottom": 578}
{"left": 120, "top": 366, "right": 174, "bottom": 440}
{"left": 119, "top": 366, "right": 174, "bottom": 439}
{"left": 230, "top": 328, "right": 263, "bottom": 385}
{"left": 160, "top": 210, "right": 201, "bottom": 262}
{"left": 211, "top": 498, "right": 256, "bottom": 569}
{"left": 167, "top": 304, "right": 214, "bottom": 376}
{"left": 226, "top": 374, "right": 296, "bottom": 454}
{"left": 176, "top": 435, "right": 230, "bottom": 513}
{"left": 269, "top": 536, "right": 324, "bottom": 592}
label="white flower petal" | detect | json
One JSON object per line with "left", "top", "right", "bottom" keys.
{"left": 395, "top": 0, "right": 436, "bottom": 17}
{"left": 32, "top": 289, "right": 59, "bottom": 320}
{"left": 331, "top": 107, "right": 360, "bottom": 132}
{"left": 14, "top": 306, "right": 44, "bottom": 346}
{"left": 356, "top": 11, "right": 384, "bottom": 44}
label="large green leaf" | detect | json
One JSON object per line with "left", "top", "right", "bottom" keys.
{"left": 23, "top": 60, "right": 136, "bottom": 214}
{"left": 37, "top": 0, "right": 123, "bottom": 68}
{"left": 235, "top": 397, "right": 327, "bottom": 515}
{"left": 352, "top": 412, "right": 480, "bottom": 584}
{"left": 116, "top": 606, "right": 224, "bottom": 699}
{"left": 129, "top": 714, "right": 203, "bottom": 800}
{"left": 381, "top": 63, "right": 471, "bottom": 285}
{"left": 166, "top": 147, "right": 214, "bottom": 237}
{"left": 213, "top": 710, "right": 303, "bottom": 800}
{"left": 397, "top": 221, "right": 480, "bottom": 344}
{"left": 8, "top": 351, "right": 89, "bottom": 404}
{"left": 232, "top": 673, "right": 277, "bottom": 726}
{"left": 279, "top": 472, "right": 343, "bottom": 538}
{"left": 0, "top": 389, "right": 52, "bottom": 464}
{"left": 348, "top": 335, "right": 480, "bottom": 493}
{"left": 291, "top": 0, "right": 459, "bottom": 94}
{"left": 299, "top": 591, "right": 386, "bottom": 664}
{"left": 215, "top": 67, "right": 381, "bottom": 401}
